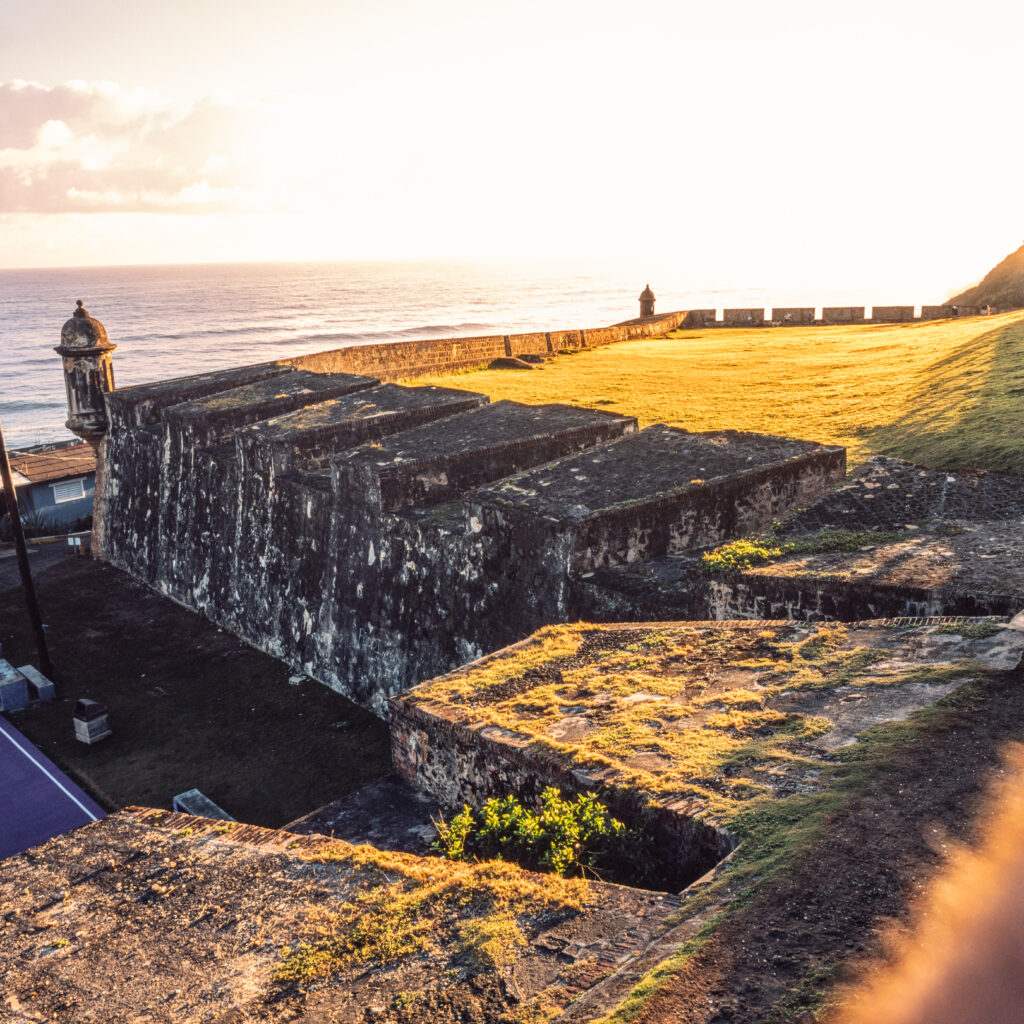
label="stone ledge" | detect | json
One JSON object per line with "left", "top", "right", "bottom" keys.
{"left": 334, "top": 400, "right": 637, "bottom": 511}
{"left": 164, "top": 369, "right": 378, "bottom": 445}
{"left": 392, "top": 617, "right": 1023, "bottom": 890}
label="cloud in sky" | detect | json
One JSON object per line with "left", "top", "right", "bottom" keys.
{"left": 1, "top": 0, "right": 1023, "bottom": 286}
{"left": 0, "top": 80, "right": 274, "bottom": 214}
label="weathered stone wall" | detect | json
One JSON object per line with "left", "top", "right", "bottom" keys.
{"left": 98, "top": 339, "right": 844, "bottom": 715}
{"left": 703, "top": 575, "right": 1021, "bottom": 622}
{"left": 771, "top": 307, "right": 816, "bottom": 324}
{"left": 572, "top": 456, "right": 1024, "bottom": 627}
{"left": 871, "top": 305, "right": 915, "bottom": 323}
{"left": 681, "top": 309, "right": 716, "bottom": 327}
{"left": 822, "top": 307, "right": 866, "bottom": 323}
{"left": 677, "top": 304, "right": 997, "bottom": 328}
{"left": 723, "top": 308, "right": 766, "bottom": 325}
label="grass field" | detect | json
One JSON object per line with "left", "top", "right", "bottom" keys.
{"left": 414, "top": 311, "right": 1024, "bottom": 473}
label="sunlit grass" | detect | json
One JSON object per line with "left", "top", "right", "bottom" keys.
{"left": 412, "top": 312, "right": 1024, "bottom": 473}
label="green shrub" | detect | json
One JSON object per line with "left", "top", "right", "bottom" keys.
{"left": 434, "top": 787, "right": 654, "bottom": 884}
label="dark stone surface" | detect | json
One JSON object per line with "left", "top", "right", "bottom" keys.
{"left": 238, "top": 382, "right": 487, "bottom": 474}
{"left": 285, "top": 774, "right": 442, "bottom": 854}
{"left": 336, "top": 400, "right": 636, "bottom": 511}
{"left": 163, "top": 369, "right": 377, "bottom": 445}
{"left": 779, "top": 456, "right": 1024, "bottom": 532}
{"left": 1, "top": 808, "right": 687, "bottom": 1022}
{"left": 107, "top": 362, "right": 292, "bottom": 428}
{"left": 473, "top": 426, "right": 840, "bottom": 522}
{"left": 580, "top": 457, "right": 1024, "bottom": 625}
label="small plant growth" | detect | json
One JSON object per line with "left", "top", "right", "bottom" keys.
{"left": 700, "top": 528, "right": 909, "bottom": 575}
{"left": 933, "top": 620, "right": 1004, "bottom": 640}
{"left": 275, "top": 844, "right": 585, "bottom": 986}
{"left": 433, "top": 787, "right": 655, "bottom": 885}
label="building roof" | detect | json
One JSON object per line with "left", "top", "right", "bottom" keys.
{"left": 5, "top": 444, "right": 96, "bottom": 486}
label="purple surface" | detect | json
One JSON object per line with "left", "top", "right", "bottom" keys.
{"left": 0, "top": 713, "right": 105, "bottom": 860}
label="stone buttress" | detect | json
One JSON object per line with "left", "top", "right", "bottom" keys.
{"left": 99, "top": 364, "right": 845, "bottom": 714}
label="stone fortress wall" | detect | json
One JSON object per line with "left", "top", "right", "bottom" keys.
{"left": 93, "top": 300, "right": 1012, "bottom": 717}
{"left": 24, "top": 297, "right": 1024, "bottom": 1024}
{"left": 269, "top": 302, "right": 999, "bottom": 383}
{"left": 94, "top": 307, "right": 852, "bottom": 715}
{"left": 285, "top": 309, "right": 690, "bottom": 379}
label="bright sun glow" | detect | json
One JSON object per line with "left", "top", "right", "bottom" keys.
{"left": 1, "top": 0, "right": 1023, "bottom": 297}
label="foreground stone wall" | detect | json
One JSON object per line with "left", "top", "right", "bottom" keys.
{"left": 391, "top": 617, "right": 1023, "bottom": 892}
{"left": 391, "top": 683, "right": 735, "bottom": 890}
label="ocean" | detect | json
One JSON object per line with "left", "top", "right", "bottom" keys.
{"left": 0, "top": 259, "right": 777, "bottom": 449}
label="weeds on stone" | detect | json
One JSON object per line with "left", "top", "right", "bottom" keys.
{"left": 275, "top": 843, "right": 585, "bottom": 987}
{"left": 933, "top": 620, "right": 1004, "bottom": 640}
{"left": 458, "top": 911, "right": 527, "bottom": 968}
{"left": 700, "top": 528, "right": 909, "bottom": 575}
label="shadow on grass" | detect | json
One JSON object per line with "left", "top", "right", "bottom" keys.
{"left": 864, "top": 319, "right": 1024, "bottom": 474}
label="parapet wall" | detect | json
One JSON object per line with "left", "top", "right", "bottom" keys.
{"left": 285, "top": 310, "right": 689, "bottom": 380}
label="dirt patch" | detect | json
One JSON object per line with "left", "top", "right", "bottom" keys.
{"left": 0, "top": 554, "right": 390, "bottom": 827}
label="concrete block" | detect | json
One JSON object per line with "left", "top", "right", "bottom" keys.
{"left": 822, "top": 306, "right": 866, "bottom": 323}
{"left": 472, "top": 425, "right": 847, "bottom": 573}
{"left": 682, "top": 309, "right": 716, "bottom": 327}
{"left": 723, "top": 308, "right": 765, "bottom": 325}
{"left": 164, "top": 370, "right": 380, "bottom": 447}
{"left": 236, "top": 383, "right": 488, "bottom": 477}
{"left": 16, "top": 664, "right": 56, "bottom": 702}
{"left": 771, "top": 307, "right": 815, "bottom": 324}
{"left": 105, "top": 363, "right": 294, "bottom": 430}
{"left": 0, "top": 660, "right": 30, "bottom": 712}
{"left": 172, "top": 788, "right": 235, "bottom": 821}
{"left": 335, "top": 400, "right": 637, "bottom": 511}
{"left": 73, "top": 699, "right": 111, "bottom": 744}
{"left": 871, "top": 305, "right": 915, "bottom": 323}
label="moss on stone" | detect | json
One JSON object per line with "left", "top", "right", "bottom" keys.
{"left": 276, "top": 843, "right": 586, "bottom": 985}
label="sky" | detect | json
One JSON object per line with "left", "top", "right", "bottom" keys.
{"left": 2, "top": 0, "right": 1023, "bottom": 297}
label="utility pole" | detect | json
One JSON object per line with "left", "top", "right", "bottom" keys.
{"left": 0, "top": 419, "right": 54, "bottom": 681}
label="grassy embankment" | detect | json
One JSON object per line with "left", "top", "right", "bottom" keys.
{"left": 414, "top": 311, "right": 1024, "bottom": 474}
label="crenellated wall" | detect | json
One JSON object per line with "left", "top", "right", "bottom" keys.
{"left": 685, "top": 304, "right": 1001, "bottom": 327}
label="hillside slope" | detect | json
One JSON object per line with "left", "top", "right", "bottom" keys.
{"left": 413, "top": 311, "right": 1024, "bottom": 474}
{"left": 950, "top": 242, "right": 1024, "bottom": 309}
